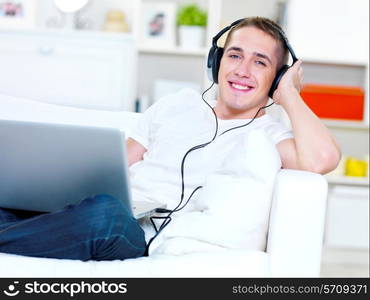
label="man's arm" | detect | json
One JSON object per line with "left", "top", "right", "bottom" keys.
{"left": 126, "top": 138, "right": 147, "bottom": 167}
{"left": 273, "top": 60, "right": 341, "bottom": 174}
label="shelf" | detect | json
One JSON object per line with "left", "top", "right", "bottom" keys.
{"left": 301, "top": 57, "right": 368, "bottom": 67}
{"left": 326, "top": 175, "right": 369, "bottom": 186}
{"left": 323, "top": 120, "right": 369, "bottom": 130}
{"left": 138, "top": 46, "right": 208, "bottom": 56}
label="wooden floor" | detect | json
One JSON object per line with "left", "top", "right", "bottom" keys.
{"left": 320, "top": 247, "right": 369, "bottom": 277}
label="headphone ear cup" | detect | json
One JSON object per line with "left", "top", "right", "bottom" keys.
{"left": 211, "top": 47, "right": 224, "bottom": 84}
{"left": 269, "top": 65, "right": 289, "bottom": 98}
{"left": 207, "top": 46, "right": 217, "bottom": 82}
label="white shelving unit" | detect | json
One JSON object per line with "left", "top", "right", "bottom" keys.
{"left": 128, "top": 0, "right": 290, "bottom": 106}
{"left": 286, "top": 0, "right": 369, "bottom": 126}
{"left": 138, "top": 45, "right": 208, "bottom": 56}
{"left": 326, "top": 175, "right": 369, "bottom": 187}
{"left": 0, "top": 28, "right": 137, "bottom": 111}
{"left": 323, "top": 120, "right": 370, "bottom": 130}
{"left": 127, "top": 0, "right": 224, "bottom": 107}
{"left": 131, "top": 0, "right": 222, "bottom": 52}
{"left": 284, "top": 0, "right": 369, "bottom": 257}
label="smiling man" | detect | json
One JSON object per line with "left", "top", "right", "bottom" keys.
{"left": 126, "top": 17, "right": 341, "bottom": 253}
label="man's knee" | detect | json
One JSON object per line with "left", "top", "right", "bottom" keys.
{"left": 64, "top": 194, "right": 131, "bottom": 236}
{"left": 79, "top": 194, "right": 130, "bottom": 217}
{"left": 77, "top": 195, "right": 146, "bottom": 259}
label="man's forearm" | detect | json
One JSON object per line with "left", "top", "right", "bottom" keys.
{"left": 282, "top": 89, "right": 341, "bottom": 174}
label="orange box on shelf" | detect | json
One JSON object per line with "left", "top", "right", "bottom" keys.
{"left": 300, "top": 84, "right": 365, "bottom": 121}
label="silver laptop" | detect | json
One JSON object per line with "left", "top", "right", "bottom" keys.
{"left": 0, "top": 119, "right": 163, "bottom": 219}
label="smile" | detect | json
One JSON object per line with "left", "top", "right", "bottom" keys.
{"left": 229, "top": 82, "right": 254, "bottom": 92}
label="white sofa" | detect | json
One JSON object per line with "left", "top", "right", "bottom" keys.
{"left": 0, "top": 94, "right": 328, "bottom": 277}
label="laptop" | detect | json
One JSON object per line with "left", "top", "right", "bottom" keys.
{"left": 0, "top": 119, "right": 164, "bottom": 219}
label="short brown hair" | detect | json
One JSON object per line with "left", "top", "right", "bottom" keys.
{"left": 223, "top": 17, "right": 289, "bottom": 70}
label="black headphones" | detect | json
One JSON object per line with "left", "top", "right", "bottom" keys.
{"left": 207, "top": 18, "right": 298, "bottom": 98}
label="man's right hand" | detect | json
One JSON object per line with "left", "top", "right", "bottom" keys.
{"left": 126, "top": 138, "right": 147, "bottom": 166}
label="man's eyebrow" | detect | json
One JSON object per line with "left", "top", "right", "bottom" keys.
{"left": 225, "top": 46, "right": 243, "bottom": 53}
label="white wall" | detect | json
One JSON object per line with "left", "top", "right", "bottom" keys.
{"left": 286, "top": 0, "right": 369, "bottom": 65}
{"left": 220, "top": 0, "right": 281, "bottom": 23}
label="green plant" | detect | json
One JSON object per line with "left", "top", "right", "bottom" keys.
{"left": 177, "top": 4, "right": 207, "bottom": 26}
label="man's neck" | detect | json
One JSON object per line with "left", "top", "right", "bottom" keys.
{"left": 213, "top": 103, "right": 267, "bottom": 120}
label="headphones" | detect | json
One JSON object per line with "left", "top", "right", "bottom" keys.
{"left": 207, "top": 18, "right": 298, "bottom": 98}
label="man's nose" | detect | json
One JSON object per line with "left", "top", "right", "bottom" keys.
{"left": 234, "top": 59, "right": 252, "bottom": 78}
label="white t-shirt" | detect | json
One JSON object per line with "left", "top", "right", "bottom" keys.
{"left": 129, "top": 88, "right": 293, "bottom": 212}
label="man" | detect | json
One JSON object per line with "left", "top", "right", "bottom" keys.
{"left": 127, "top": 17, "right": 341, "bottom": 210}
{"left": 0, "top": 17, "right": 340, "bottom": 261}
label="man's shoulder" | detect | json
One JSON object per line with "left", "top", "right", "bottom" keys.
{"left": 151, "top": 88, "right": 202, "bottom": 114}
{"left": 158, "top": 88, "right": 201, "bottom": 105}
{"left": 256, "top": 114, "right": 294, "bottom": 144}
{"left": 256, "top": 113, "right": 286, "bottom": 127}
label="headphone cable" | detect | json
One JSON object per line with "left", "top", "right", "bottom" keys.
{"left": 144, "top": 84, "right": 275, "bottom": 256}
{"left": 219, "top": 101, "right": 275, "bottom": 136}
{"left": 144, "top": 82, "right": 217, "bottom": 255}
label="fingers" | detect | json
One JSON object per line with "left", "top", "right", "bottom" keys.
{"left": 293, "top": 59, "right": 302, "bottom": 68}
{"left": 295, "top": 60, "right": 304, "bottom": 88}
{"left": 290, "top": 60, "right": 303, "bottom": 74}
{"left": 298, "top": 67, "right": 304, "bottom": 82}
{"left": 286, "top": 60, "right": 303, "bottom": 91}
{"left": 298, "top": 66, "right": 303, "bottom": 76}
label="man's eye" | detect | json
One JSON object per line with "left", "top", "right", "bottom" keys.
{"left": 256, "top": 60, "right": 266, "bottom": 66}
{"left": 229, "top": 54, "right": 240, "bottom": 59}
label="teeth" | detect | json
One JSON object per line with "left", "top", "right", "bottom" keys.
{"left": 231, "top": 83, "right": 250, "bottom": 90}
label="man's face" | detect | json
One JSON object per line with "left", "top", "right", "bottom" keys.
{"left": 216, "top": 26, "right": 281, "bottom": 118}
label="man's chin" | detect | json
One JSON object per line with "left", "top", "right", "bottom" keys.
{"left": 225, "top": 99, "right": 252, "bottom": 112}
{"left": 217, "top": 103, "right": 251, "bottom": 119}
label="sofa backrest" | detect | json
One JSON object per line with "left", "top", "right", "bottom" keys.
{"left": 0, "top": 93, "right": 142, "bottom": 136}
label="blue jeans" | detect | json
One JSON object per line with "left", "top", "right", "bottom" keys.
{"left": 0, "top": 195, "right": 146, "bottom": 261}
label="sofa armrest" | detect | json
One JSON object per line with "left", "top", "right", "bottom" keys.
{"left": 266, "top": 169, "right": 328, "bottom": 277}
